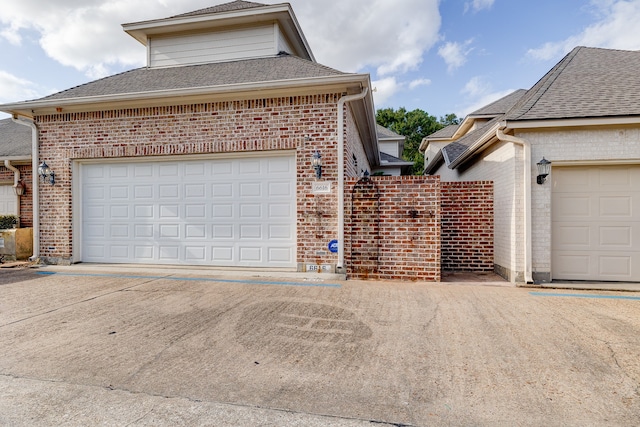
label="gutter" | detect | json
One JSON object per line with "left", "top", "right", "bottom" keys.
{"left": 496, "top": 126, "right": 533, "bottom": 284}
{"left": 11, "top": 115, "right": 39, "bottom": 260}
{"left": 336, "top": 87, "right": 369, "bottom": 272}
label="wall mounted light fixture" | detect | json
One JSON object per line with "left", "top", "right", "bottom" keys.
{"left": 312, "top": 150, "right": 322, "bottom": 179}
{"left": 38, "top": 161, "right": 55, "bottom": 185}
{"left": 13, "top": 180, "right": 25, "bottom": 196}
{"left": 536, "top": 157, "right": 551, "bottom": 184}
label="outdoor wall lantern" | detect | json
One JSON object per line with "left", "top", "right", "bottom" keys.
{"left": 536, "top": 157, "right": 551, "bottom": 184}
{"left": 312, "top": 150, "right": 322, "bottom": 179}
{"left": 38, "top": 161, "right": 55, "bottom": 185}
{"left": 13, "top": 180, "right": 25, "bottom": 196}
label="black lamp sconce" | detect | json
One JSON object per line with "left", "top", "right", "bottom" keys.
{"left": 312, "top": 150, "right": 322, "bottom": 179}
{"left": 38, "top": 161, "right": 55, "bottom": 185}
{"left": 536, "top": 157, "right": 551, "bottom": 184}
{"left": 13, "top": 180, "right": 25, "bottom": 196}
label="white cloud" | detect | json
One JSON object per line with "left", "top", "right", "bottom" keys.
{"left": 457, "top": 76, "right": 514, "bottom": 117}
{"left": 372, "top": 77, "right": 402, "bottom": 106}
{"left": 438, "top": 40, "right": 474, "bottom": 72}
{"left": 0, "top": 70, "right": 41, "bottom": 102}
{"left": 464, "top": 0, "right": 495, "bottom": 13}
{"left": 286, "top": 0, "right": 441, "bottom": 76}
{"left": 409, "top": 78, "right": 431, "bottom": 90}
{"left": 528, "top": 0, "right": 640, "bottom": 61}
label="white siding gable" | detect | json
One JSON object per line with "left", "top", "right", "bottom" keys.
{"left": 149, "top": 23, "right": 291, "bottom": 68}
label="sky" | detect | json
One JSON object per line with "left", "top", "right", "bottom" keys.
{"left": 2, "top": 0, "right": 640, "bottom": 121}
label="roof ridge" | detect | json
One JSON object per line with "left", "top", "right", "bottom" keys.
{"left": 170, "top": 1, "right": 268, "bottom": 19}
{"left": 506, "top": 46, "right": 584, "bottom": 120}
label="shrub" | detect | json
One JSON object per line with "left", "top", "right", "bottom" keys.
{"left": 0, "top": 215, "right": 18, "bottom": 230}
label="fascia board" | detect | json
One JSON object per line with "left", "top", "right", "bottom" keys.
{"left": 504, "top": 116, "right": 640, "bottom": 130}
{"left": 448, "top": 122, "right": 500, "bottom": 170}
{"left": 424, "top": 149, "right": 444, "bottom": 174}
{"left": 0, "top": 74, "right": 370, "bottom": 117}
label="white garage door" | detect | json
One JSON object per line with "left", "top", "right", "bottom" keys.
{"left": 552, "top": 165, "right": 640, "bottom": 281}
{"left": 0, "top": 185, "right": 16, "bottom": 215}
{"left": 81, "top": 155, "right": 296, "bottom": 267}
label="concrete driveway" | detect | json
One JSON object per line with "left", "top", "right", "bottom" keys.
{"left": 0, "top": 266, "right": 639, "bottom": 426}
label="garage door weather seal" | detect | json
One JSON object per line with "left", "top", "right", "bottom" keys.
{"left": 36, "top": 271, "right": 341, "bottom": 288}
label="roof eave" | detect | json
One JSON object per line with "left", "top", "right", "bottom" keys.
{"left": 424, "top": 149, "right": 444, "bottom": 175}
{"left": 504, "top": 115, "right": 640, "bottom": 130}
{"left": 0, "top": 73, "right": 370, "bottom": 118}
{"left": 448, "top": 122, "right": 501, "bottom": 170}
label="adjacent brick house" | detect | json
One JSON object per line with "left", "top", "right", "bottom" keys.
{"left": 0, "top": 118, "right": 32, "bottom": 228}
{"left": 1, "top": 1, "right": 379, "bottom": 271}
{"left": 422, "top": 46, "right": 640, "bottom": 284}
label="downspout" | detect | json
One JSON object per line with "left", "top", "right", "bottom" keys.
{"left": 11, "top": 116, "right": 39, "bottom": 260}
{"left": 4, "top": 160, "right": 21, "bottom": 225}
{"left": 496, "top": 127, "right": 533, "bottom": 283}
{"left": 336, "top": 87, "right": 369, "bottom": 272}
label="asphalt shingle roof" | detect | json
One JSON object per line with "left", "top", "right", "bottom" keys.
{"left": 0, "top": 119, "right": 32, "bottom": 157}
{"left": 171, "top": 1, "right": 267, "bottom": 18}
{"left": 426, "top": 124, "right": 459, "bottom": 139}
{"left": 441, "top": 116, "right": 502, "bottom": 165}
{"left": 376, "top": 124, "right": 404, "bottom": 140}
{"left": 469, "top": 89, "right": 527, "bottom": 117}
{"left": 506, "top": 46, "right": 640, "bottom": 121}
{"left": 37, "top": 54, "right": 345, "bottom": 102}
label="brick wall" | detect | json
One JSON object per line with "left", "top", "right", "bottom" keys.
{"left": 345, "top": 175, "right": 441, "bottom": 281}
{"left": 441, "top": 182, "right": 494, "bottom": 272}
{"left": 36, "top": 95, "right": 344, "bottom": 265}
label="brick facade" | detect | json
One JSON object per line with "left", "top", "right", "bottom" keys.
{"left": 345, "top": 176, "right": 442, "bottom": 281}
{"left": 441, "top": 182, "right": 494, "bottom": 272}
{"left": 35, "top": 94, "right": 371, "bottom": 266}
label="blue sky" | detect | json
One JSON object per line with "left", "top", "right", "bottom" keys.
{"left": 2, "top": 0, "right": 640, "bottom": 121}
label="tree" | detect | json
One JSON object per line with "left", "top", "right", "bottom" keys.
{"left": 376, "top": 108, "right": 460, "bottom": 175}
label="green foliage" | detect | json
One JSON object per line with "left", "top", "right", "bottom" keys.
{"left": 376, "top": 107, "right": 460, "bottom": 175}
{"left": 0, "top": 215, "right": 17, "bottom": 230}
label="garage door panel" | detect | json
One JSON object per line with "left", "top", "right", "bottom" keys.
{"left": 553, "top": 165, "right": 640, "bottom": 281}
{"left": 82, "top": 156, "right": 296, "bottom": 267}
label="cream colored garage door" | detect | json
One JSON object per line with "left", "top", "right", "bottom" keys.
{"left": 80, "top": 155, "right": 296, "bottom": 267}
{"left": 552, "top": 165, "right": 640, "bottom": 281}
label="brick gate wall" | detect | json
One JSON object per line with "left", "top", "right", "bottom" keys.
{"left": 345, "top": 178, "right": 493, "bottom": 281}
{"left": 441, "top": 181, "right": 494, "bottom": 272}
{"left": 345, "top": 175, "right": 441, "bottom": 281}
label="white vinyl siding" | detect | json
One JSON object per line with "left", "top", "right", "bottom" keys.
{"left": 149, "top": 24, "right": 277, "bottom": 67}
{"left": 79, "top": 155, "right": 296, "bottom": 267}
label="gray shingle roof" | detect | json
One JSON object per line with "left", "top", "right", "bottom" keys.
{"left": 37, "top": 54, "right": 345, "bottom": 102}
{"left": 441, "top": 116, "right": 502, "bottom": 165}
{"left": 171, "top": 1, "right": 267, "bottom": 18}
{"left": 506, "top": 46, "right": 640, "bottom": 121}
{"left": 426, "top": 124, "right": 459, "bottom": 139}
{"left": 470, "top": 89, "right": 527, "bottom": 117}
{"left": 376, "top": 124, "right": 404, "bottom": 140}
{"left": 0, "top": 119, "right": 32, "bottom": 157}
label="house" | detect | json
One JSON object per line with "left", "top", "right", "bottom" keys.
{"left": 421, "top": 46, "right": 640, "bottom": 283}
{"left": 0, "top": 0, "right": 380, "bottom": 273}
{"left": 0, "top": 118, "right": 32, "bottom": 228}
{"left": 372, "top": 124, "right": 413, "bottom": 176}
